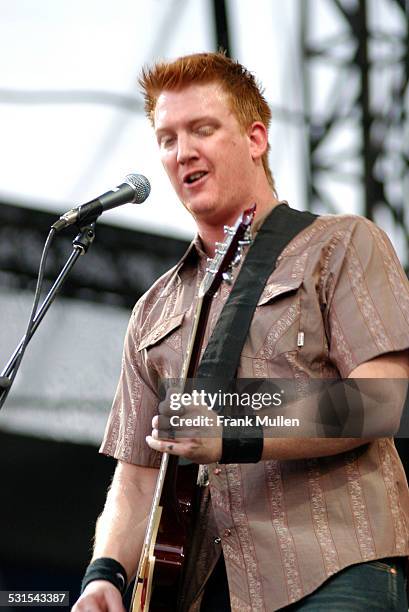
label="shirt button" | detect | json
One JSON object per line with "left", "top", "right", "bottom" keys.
{"left": 214, "top": 467, "right": 221, "bottom": 475}
{"left": 223, "top": 529, "right": 232, "bottom": 537}
{"left": 213, "top": 537, "right": 221, "bottom": 544}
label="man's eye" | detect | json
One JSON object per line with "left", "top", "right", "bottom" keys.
{"left": 196, "top": 126, "right": 214, "bottom": 136}
{"left": 161, "top": 136, "right": 175, "bottom": 148}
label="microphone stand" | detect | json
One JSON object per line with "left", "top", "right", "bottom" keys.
{"left": 0, "top": 223, "right": 96, "bottom": 403}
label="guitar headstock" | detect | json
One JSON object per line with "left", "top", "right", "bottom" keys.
{"left": 198, "top": 204, "right": 256, "bottom": 298}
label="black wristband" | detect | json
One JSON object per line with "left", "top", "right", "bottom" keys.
{"left": 219, "top": 424, "right": 263, "bottom": 464}
{"left": 80, "top": 557, "right": 128, "bottom": 596}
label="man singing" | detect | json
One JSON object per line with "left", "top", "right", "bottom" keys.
{"left": 73, "top": 52, "right": 409, "bottom": 611}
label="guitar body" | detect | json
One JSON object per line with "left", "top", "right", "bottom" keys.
{"left": 133, "top": 462, "right": 199, "bottom": 611}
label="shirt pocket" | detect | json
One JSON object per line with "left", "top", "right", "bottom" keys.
{"left": 136, "top": 312, "right": 185, "bottom": 379}
{"left": 242, "top": 278, "right": 304, "bottom": 359}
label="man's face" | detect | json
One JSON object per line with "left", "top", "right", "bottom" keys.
{"left": 154, "top": 82, "right": 256, "bottom": 225}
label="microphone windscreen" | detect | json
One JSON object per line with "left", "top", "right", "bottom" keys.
{"left": 125, "top": 174, "right": 151, "bottom": 203}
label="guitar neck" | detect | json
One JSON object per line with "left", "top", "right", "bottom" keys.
{"left": 138, "top": 292, "right": 211, "bottom": 554}
{"left": 181, "top": 293, "right": 212, "bottom": 379}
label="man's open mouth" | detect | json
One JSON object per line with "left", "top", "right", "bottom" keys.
{"left": 184, "top": 171, "right": 208, "bottom": 185}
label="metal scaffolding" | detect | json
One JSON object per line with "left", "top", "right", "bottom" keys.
{"left": 301, "top": 0, "right": 408, "bottom": 266}
{"left": 212, "top": 0, "right": 232, "bottom": 55}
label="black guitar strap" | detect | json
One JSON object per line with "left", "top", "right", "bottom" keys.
{"left": 196, "top": 203, "right": 318, "bottom": 382}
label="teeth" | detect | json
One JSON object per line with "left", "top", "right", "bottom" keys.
{"left": 187, "top": 171, "right": 206, "bottom": 184}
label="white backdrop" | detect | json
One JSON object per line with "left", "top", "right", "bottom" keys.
{"left": 0, "top": 0, "right": 308, "bottom": 239}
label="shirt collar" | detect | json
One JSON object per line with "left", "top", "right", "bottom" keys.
{"left": 174, "top": 201, "right": 289, "bottom": 274}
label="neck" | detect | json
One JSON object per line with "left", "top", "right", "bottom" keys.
{"left": 197, "top": 194, "right": 281, "bottom": 257}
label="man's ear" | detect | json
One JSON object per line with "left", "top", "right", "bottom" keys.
{"left": 248, "top": 121, "right": 268, "bottom": 160}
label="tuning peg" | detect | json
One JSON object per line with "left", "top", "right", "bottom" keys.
{"left": 215, "top": 242, "right": 227, "bottom": 255}
{"left": 223, "top": 225, "right": 235, "bottom": 235}
{"left": 231, "top": 253, "right": 242, "bottom": 267}
{"left": 205, "top": 266, "right": 217, "bottom": 274}
{"left": 205, "top": 258, "right": 216, "bottom": 272}
{"left": 222, "top": 270, "right": 233, "bottom": 284}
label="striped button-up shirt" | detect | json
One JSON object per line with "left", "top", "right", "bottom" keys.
{"left": 101, "top": 212, "right": 409, "bottom": 611}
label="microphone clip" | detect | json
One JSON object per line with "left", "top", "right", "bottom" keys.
{"left": 72, "top": 223, "right": 96, "bottom": 254}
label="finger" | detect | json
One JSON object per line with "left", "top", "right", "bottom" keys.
{"left": 152, "top": 415, "right": 172, "bottom": 430}
{"left": 146, "top": 435, "right": 181, "bottom": 454}
{"left": 159, "top": 394, "right": 185, "bottom": 416}
{"left": 166, "top": 383, "right": 184, "bottom": 396}
{"left": 153, "top": 428, "right": 175, "bottom": 441}
{"left": 165, "top": 385, "right": 188, "bottom": 414}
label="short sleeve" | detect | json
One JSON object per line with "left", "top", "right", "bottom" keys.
{"left": 99, "top": 306, "right": 162, "bottom": 468}
{"left": 325, "top": 218, "right": 409, "bottom": 377}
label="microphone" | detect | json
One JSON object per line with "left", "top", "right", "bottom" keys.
{"left": 52, "top": 173, "right": 151, "bottom": 231}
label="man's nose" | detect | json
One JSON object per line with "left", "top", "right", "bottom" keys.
{"left": 176, "top": 134, "right": 198, "bottom": 165}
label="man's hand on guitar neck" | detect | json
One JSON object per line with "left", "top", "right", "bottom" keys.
{"left": 146, "top": 387, "right": 223, "bottom": 464}
{"left": 72, "top": 579, "right": 125, "bottom": 612}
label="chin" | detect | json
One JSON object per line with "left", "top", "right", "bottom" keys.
{"left": 184, "top": 197, "right": 218, "bottom": 217}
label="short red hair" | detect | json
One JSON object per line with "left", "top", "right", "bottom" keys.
{"left": 139, "top": 52, "right": 276, "bottom": 193}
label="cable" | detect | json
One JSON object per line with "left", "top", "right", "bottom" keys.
{"left": 0, "top": 227, "right": 56, "bottom": 410}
